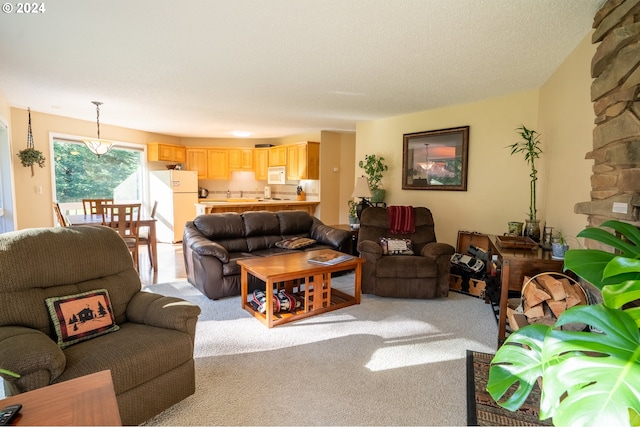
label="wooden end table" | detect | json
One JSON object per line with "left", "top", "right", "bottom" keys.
{"left": 488, "top": 235, "right": 564, "bottom": 344}
{"left": 0, "top": 370, "right": 121, "bottom": 426}
{"left": 238, "top": 249, "right": 364, "bottom": 328}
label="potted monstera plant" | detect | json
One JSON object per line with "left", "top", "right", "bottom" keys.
{"left": 487, "top": 220, "right": 640, "bottom": 426}
{"left": 358, "top": 154, "right": 388, "bottom": 203}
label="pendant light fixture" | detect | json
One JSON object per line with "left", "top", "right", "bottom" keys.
{"left": 82, "top": 101, "right": 113, "bottom": 157}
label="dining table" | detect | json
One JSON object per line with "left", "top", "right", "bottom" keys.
{"left": 65, "top": 213, "right": 158, "bottom": 272}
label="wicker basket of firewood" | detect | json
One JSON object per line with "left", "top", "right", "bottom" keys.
{"left": 507, "top": 272, "right": 589, "bottom": 332}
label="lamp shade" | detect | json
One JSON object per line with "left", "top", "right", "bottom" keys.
{"left": 82, "top": 138, "right": 114, "bottom": 157}
{"left": 351, "top": 176, "right": 372, "bottom": 198}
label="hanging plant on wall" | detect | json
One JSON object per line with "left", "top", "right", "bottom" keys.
{"left": 17, "top": 107, "right": 46, "bottom": 177}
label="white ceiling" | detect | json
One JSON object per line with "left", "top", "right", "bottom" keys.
{"left": 0, "top": 0, "right": 605, "bottom": 139}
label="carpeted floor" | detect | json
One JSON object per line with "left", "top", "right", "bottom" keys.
{"left": 141, "top": 274, "right": 499, "bottom": 426}
{"left": 466, "top": 350, "right": 552, "bottom": 426}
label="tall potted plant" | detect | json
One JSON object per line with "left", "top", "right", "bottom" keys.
{"left": 359, "top": 154, "right": 388, "bottom": 203}
{"left": 508, "top": 125, "right": 542, "bottom": 241}
{"left": 487, "top": 220, "right": 640, "bottom": 426}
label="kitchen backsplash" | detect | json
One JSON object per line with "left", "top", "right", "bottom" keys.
{"left": 198, "top": 171, "right": 319, "bottom": 200}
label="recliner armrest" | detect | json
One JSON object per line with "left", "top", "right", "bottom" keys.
{"left": 357, "top": 240, "right": 383, "bottom": 259}
{"left": 421, "top": 242, "right": 456, "bottom": 259}
{"left": 0, "top": 326, "right": 66, "bottom": 392}
{"left": 126, "top": 292, "right": 202, "bottom": 338}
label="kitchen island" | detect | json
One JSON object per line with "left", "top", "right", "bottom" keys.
{"left": 196, "top": 199, "right": 319, "bottom": 215}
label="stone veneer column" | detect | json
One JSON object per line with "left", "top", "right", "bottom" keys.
{"left": 574, "top": 0, "right": 640, "bottom": 247}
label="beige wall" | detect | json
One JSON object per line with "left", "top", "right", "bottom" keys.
{"left": 354, "top": 32, "right": 596, "bottom": 247}
{"left": 318, "top": 131, "right": 356, "bottom": 225}
{"left": 9, "top": 108, "right": 179, "bottom": 229}
{"left": 356, "top": 90, "right": 540, "bottom": 246}
{"left": 538, "top": 32, "right": 595, "bottom": 242}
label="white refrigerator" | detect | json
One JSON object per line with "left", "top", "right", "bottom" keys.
{"left": 150, "top": 170, "right": 198, "bottom": 243}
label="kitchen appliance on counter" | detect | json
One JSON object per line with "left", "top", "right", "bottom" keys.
{"left": 264, "top": 186, "right": 271, "bottom": 199}
{"left": 198, "top": 187, "right": 209, "bottom": 198}
{"left": 267, "top": 166, "right": 286, "bottom": 184}
{"left": 150, "top": 170, "right": 198, "bottom": 243}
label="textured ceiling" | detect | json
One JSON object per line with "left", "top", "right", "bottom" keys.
{"left": 0, "top": 0, "right": 605, "bottom": 139}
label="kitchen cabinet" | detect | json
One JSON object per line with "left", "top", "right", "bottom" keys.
{"left": 185, "top": 148, "right": 208, "bottom": 179}
{"left": 207, "top": 149, "right": 229, "bottom": 180}
{"left": 228, "top": 148, "right": 254, "bottom": 170}
{"left": 287, "top": 141, "right": 320, "bottom": 180}
{"left": 254, "top": 148, "right": 269, "bottom": 180}
{"left": 148, "top": 143, "right": 186, "bottom": 162}
{"left": 268, "top": 146, "right": 287, "bottom": 166}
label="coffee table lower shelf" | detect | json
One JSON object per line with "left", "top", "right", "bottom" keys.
{"left": 243, "top": 288, "right": 357, "bottom": 327}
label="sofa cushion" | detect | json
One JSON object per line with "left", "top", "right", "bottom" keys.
{"left": 275, "top": 237, "right": 316, "bottom": 250}
{"left": 277, "top": 210, "right": 314, "bottom": 235}
{"left": 243, "top": 211, "right": 281, "bottom": 237}
{"left": 194, "top": 213, "right": 245, "bottom": 240}
{"left": 375, "top": 256, "right": 437, "bottom": 278}
{"left": 46, "top": 289, "right": 119, "bottom": 349}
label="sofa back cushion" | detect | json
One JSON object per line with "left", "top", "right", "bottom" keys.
{"left": 277, "top": 210, "right": 314, "bottom": 236}
{"left": 193, "top": 213, "right": 250, "bottom": 252}
{"left": 0, "top": 226, "right": 140, "bottom": 337}
{"left": 242, "top": 211, "right": 282, "bottom": 252}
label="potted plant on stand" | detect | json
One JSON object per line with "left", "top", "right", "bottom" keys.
{"left": 508, "top": 125, "right": 542, "bottom": 241}
{"left": 551, "top": 231, "right": 569, "bottom": 259}
{"left": 487, "top": 220, "right": 640, "bottom": 426}
{"left": 359, "top": 154, "right": 388, "bottom": 203}
{"left": 348, "top": 200, "right": 359, "bottom": 229}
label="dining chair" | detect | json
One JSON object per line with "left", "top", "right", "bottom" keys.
{"left": 83, "top": 198, "right": 114, "bottom": 215}
{"left": 101, "top": 203, "right": 141, "bottom": 269}
{"left": 52, "top": 202, "right": 68, "bottom": 227}
{"left": 138, "top": 200, "right": 158, "bottom": 269}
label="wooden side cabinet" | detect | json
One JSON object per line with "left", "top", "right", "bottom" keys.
{"left": 254, "top": 148, "right": 269, "bottom": 180}
{"left": 228, "top": 148, "right": 254, "bottom": 170}
{"left": 487, "top": 235, "right": 564, "bottom": 344}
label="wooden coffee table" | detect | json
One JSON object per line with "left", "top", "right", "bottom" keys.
{"left": 238, "top": 249, "right": 364, "bottom": 327}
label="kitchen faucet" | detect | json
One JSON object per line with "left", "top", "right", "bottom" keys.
{"left": 240, "top": 190, "right": 243, "bottom": 198}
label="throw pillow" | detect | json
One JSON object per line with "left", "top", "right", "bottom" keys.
{"left": 379, "top": 237, "right": 415, "bottom": 255}
{"left": 275, "top": 237, "right": 316, "bottom": 250}
{"left": 46, "top": 289, "right": 119, "bottom": 349}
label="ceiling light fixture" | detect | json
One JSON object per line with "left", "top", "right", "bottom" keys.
{"left": 82, "top": 101, "right": 113, "bottom": 157}
{"left": 231, "top": 131, "right": 253, "bottom": 138}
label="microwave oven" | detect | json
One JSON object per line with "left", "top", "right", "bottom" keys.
{"left": 267, "top": 166, "right": 286, "bottom": 184}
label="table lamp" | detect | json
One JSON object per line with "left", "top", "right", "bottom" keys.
{"left": 351, "top": 176, "right": 372, "bottom": 219}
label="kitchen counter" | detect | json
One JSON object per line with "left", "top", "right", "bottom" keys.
{"left": 196, "top": 199, "right": 319, "bottom": 215}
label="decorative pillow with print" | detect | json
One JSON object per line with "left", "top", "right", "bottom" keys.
{"left": 251, "top": 289, "right": 302, "bottom": 314}
{"left": 46, "top": 289, "right": 119, "bottom": 349}
{"left": 379, "top": 237, "right": 415, "bottom": 255}
{"left": 275, "top": 237, "right": 316, "bottom": 250}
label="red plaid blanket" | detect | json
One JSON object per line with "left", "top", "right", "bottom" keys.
{"left": 388, "top": 206, "right": 415, "bottom": 234}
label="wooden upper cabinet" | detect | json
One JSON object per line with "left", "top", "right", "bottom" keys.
{"left": 268, "top": 146, "right": 287, "bottom": 166}
{"left": 207, "top": 149, "right": 229, "bottom": 180}
{"left": 148, "top": 143, "right": 186, "bottom": 162}
{"left": 254, "top": 148, "right": 269, "bottom": 180}
{"left": 287, "top": 141, "right": 319, "bottom": 180}
{"left": 185, "top": 148, "right": 207, "bottom": 179}
{"left": 228, "top": 148, "right": 254, "bottom": 170}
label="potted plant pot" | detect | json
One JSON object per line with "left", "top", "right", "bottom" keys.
{"left": 370, "top": 188, "right": 385, "bottom": 203}
{"left": 551, "top": 241, "right": 569, "bottom": 259}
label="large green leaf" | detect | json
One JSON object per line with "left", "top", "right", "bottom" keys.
{"left": 577, "top": 225, "right": 639, "bottom": 257}
{"left": 487, "top": 324, "right": 549, "bottom": 412}
{"left": 564, "top": 249, "right": 616, "bottom": 289}
{"left": 599, "top": 220, "right": 640, "bottom": 250}
{"left": 539, "top": 305, "right": 640, "bottom": 426}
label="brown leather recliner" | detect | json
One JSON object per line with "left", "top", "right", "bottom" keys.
{"left": 356, "top": 207, "right": 455, "bottom": 298}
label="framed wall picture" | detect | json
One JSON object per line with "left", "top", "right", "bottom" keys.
{"left": 402, "top": 126, "right": 469, "bottom": 191}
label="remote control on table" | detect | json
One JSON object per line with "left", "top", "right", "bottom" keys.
{"left": 0, "top": 404, "right": 21, "bottom": 426}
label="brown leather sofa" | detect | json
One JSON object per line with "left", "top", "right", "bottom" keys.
{"left": 0, "top": 226, "right": 201, "bottom": 425}
{"left": 356, "top": 207, "right": 455, "bottom": 298}
{"left": 183, "top": 210, "right": 352, "bottom": 300}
